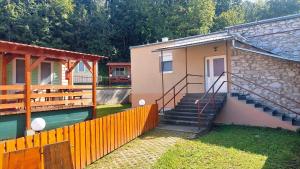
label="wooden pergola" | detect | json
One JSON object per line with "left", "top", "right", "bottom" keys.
{"left": 0, "top": 40, "right": 106, "bottom": 134}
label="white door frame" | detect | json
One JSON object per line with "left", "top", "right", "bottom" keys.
{"left": 205, "top": 55, "right": 227, "bottom": 93}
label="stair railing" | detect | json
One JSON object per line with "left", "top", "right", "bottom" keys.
{"left": 155, "top": 74, "right": 203, "bottom": 114}
{"left": 196, "top": 72, "right": 300, "bottom": 127}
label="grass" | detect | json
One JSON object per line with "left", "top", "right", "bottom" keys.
{"left": 96, "top": 104, "right": 131, "bottom": 117}
{"left": 153, "top": 125, "right": 300, "bottom": 169}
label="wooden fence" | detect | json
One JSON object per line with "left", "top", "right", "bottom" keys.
{"left": 0, "top": 104, "right": 158, "bottom": 169}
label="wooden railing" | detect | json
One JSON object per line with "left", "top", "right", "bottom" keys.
{"left": 0, "top": 85, "right": 93, "bottom": 113}
{"left": 0, "top": 104, "right": 159, "bottom": 169}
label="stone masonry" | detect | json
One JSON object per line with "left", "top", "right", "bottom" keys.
{"left": 231, "top": 50, "right": 300, "bottom": 113}
{"left": 228, "top": 14, "right": 300, "bottom": 115}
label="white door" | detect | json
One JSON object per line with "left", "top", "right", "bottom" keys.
{"left": 205, "top": 56, "right": 227, "bottom": 93}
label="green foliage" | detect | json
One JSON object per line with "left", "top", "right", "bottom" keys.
{"left": 154, "top": 125, "right": 300, "bottom": 169}
{"left": 212, "top": 6, "right": 245, "bottom": 32}
{"left": 0, "top": 0, "right": 299, "bottom": 61}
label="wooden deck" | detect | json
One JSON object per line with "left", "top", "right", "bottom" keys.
{"left": 0, "top": 85, "right": 93, "bottom": 116}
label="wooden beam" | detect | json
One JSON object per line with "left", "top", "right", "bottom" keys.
{"left": 25, "top": 54, "right": 32, "bottom": 130}
{"left": 82, "top": 60, "right": 93, "bottom": 74}
{"left": 92, "top": 60, "right": 97, "bottom": 119}
{"left": 30, "top": 56, "right": 46, "bottom": 71}
{"left": 1, "top": 54, "right": 7, "bottom": 103}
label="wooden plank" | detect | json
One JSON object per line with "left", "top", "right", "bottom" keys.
{"left": 63, "top": 126, "right": 69, "bottom": 141}
{"left": 31, "top": 99, "right": 91, "bottom": 107}
{"left": 79, "top": 122, "right": 86, "bottom": 169}
{"left": 25, "top": 54, "right": 32, "bottom": 130}
{"left": 0, "top": 103, "right": 24, "bottom": 110}
{"left": 31, "top": 85, "right": 91, "bottom": 90}
{"left": 106, "top": 116, "right": 111, "bottom": 153}
{"left": 110, "top": 115, "right": 115, "bottom": 151}
{"left": 82, "top": 61, "right": 92, "bottom": 74}
{"left": 0, "top": 94, "right": 24, "bottom": 100}
{"left": 33, "top": 133, "right": 40, "bottom": 148}
{"left": 30, "top": 56, "right": 46, "bottom": 71}
{"left": 31, "top": 92, "right": 92, "bottom": 99}
{"left": 48, "top": 130, "right": 56, "bottom": 144}
{"left": 1, "top": 152, "right": 9, "bottom": 169}
{"left": 16, "top": 137, "right": 25, "bottom": 150}
{"left": 4, "top": 148, "right": 25, "bottom": 169}
{"left": 102, "top": 117, "right": 107, "bottom": 156}
{"left": 5, "top": 140, "right": 16, "bottom": 152}
{"left": 0, "top": 85, "right": 24, "bottom": 91}
{"left": 68, "top": 125, "right": 75, "bottom": 168}
{"left": 0, "top": 143, "right": 4, "bottom": 169}
{"left": 85, "top": 121, "right": 91, "bottom": 165}
{"left": 90, "top": 120, "right": 96, "bottom": 162}
{"left": 92, "top": 60, "right": 97, "bottom": 118}
{"left": 74, "top": 124, "right": 81, "bottom": 169}
{"left": 43, "top": 141, "right": 73, "bottom": 169}
{"left": 116, "top": 113, "right": 121, "bottom": 149}
{"left": 40, "top": 131, "right": 48, "bottom": 169}
{"left": 99, "top": 118, "right": 104, "bottom": 157}
{"left": 24, "top": 147, "right": 41, "bottom": 169}
{"left": 25, "top": 135, "right": 34, "bottom": 148}
{"left": 95, "top": 119, "right": 100, "bottom": 159}
{"left": 56, "top": 128, "right": 63, "bottom": 142}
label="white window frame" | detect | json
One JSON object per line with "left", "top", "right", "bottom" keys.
{"left": 161, "top": 52, "right": 173, "bottom": 74}
{"left": 38, "top": 61, "right": 54, "bottom": 85}
{"left": 13, "top": 58, "right": 54, "bottom": 85}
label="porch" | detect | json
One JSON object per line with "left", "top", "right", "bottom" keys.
{"left": 0, "top": 40, "right": 105, "bottom": 139}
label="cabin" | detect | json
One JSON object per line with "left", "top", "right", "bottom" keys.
{"left": 130, "top": 14, "right": 300, "bottom": 132}
{"left": 73, "top": 61, "right": 99, "bottom": 85}
{"left": 0, "top": 40, "right": 105, "bottom": 140}
{"left": 107, "top": 62, "right": 131, "bottom": 85}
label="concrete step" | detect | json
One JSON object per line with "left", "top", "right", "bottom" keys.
{"left": 164, "top": 115, "right": 199, "bottom": 121}
{"left": 160, "top": 119, "right": 199, "bottom": 127}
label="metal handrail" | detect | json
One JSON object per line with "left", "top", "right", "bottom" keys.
{"left": 196, "top": 72, "right": 300, "bottom": 126}
{"left": 155, "top": 74, "right": 203, "bottom": 113}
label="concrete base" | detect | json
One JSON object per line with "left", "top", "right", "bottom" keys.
{"left": 25, "top": 129, "right": 35, "bottom": 136}
{"left": 157, "top": 124, "right": 199, "bottom": 134}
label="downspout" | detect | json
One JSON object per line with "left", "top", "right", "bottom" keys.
{"left": 161, "top": 50, "right": 165, "bottom": 114}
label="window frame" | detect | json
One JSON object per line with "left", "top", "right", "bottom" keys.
{"left": 160, "top": 52, "right": 173, "bottom": 74}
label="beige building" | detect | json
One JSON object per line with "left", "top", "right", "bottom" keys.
{"left": 130, "top": 14, "right": 300, "bottom": 132}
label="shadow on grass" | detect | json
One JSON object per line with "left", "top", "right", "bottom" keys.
{"left": 198, "top": 125, "right": 300, "bottom": 169}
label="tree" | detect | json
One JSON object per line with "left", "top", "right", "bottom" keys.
{"left": 212, "top": 6, "right": 245, "bottom": 31}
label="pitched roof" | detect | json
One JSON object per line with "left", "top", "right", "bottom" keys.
{"left": 0, "top": 40, "right": 107, "bottom": 61}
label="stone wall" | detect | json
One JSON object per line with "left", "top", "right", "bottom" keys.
{"left": 228, "top": 15, "right": 300, "bottom": 61}
{"left": 231, "top": 50, "right": 300, "bottom": 112}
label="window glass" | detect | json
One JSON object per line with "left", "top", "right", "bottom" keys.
{"left": 161, "top": 53, "right": 173, "bottom": 73}
{"left": 78, "top": 62, "right": 85, "bottom": 72}
{"left": 112, "top": 67, "right": 126, "bottom": 76}
{"left": 16, "top": 59, "right": 25, "bottom": 83}
{"left": 41, "top": 62, "right": 52, "bottom": 84}
{"left": 213, "top": 58, "right": 225, "bottom": 76}
{"left": 162, "top": 61, "right": 173, "bottom": 72}
{"left": 206, "top": 60, "right": 210, "bottom": 77}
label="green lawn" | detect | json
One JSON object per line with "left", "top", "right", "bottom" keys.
{"left": 96, "top": 104, "right": 131, "bottom": 117}
{"left": 154, "top": 125, "right": 300, "bottom": 169}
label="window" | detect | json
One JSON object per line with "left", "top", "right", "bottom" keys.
{"left": 16, "top": 59, "right": 25, "bottom": 83}
{"left": 112, "top": 67, "right": 126, "bottom": 76}
{"left": 213, "top": 58, "right": 225, "bottom": 76}
{"left": 78, "top": 62, "right": 85, "bottom": 72}
{"left": 161, "top": 53, "right": 173, "bottom": 73}
{"left": 41, "top": 62, "right": 52, "bottom": 84}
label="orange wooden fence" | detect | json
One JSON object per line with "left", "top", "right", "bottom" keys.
{"left": 0, "top": 104, "right": 158, "bottom": 169}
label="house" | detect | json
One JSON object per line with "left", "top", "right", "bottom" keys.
{"left": 0, "top": 40, "right": 105, "bottom": 140}
{"left": 107, "top": 62, "right": 131, "bottom": 85}
{"left": 73, "top": 61, "right": 99, "bottom": 85}
{"left": 130, "top": 14, "right": 300, "bottom": 132}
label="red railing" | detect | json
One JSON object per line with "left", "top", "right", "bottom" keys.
{"left": 155, "top": 74, "right": 203, "bottom": 113}
{"left": 196, "top": 72, "right": 300, "bottom": 125}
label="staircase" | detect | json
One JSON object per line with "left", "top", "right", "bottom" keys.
{"left": 160, "top": 93, "right": 227, "bottom": 132}
{"left": 231, "top": 93, "right": 300, "bottom": 126}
